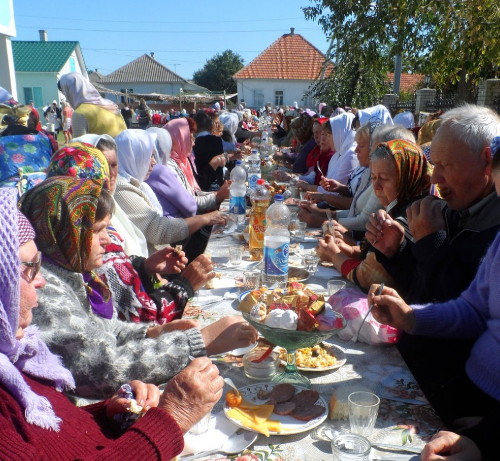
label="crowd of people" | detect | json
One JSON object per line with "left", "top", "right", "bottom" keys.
{"left": 0, "top": 72, "right": 499, "bottom": 460}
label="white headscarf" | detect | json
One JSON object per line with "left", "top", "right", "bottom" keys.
{"left": 115, "top": 129, "right": 163, "bottom": 213}
{"left": 58, "top": 73, "right": 120, "bottom": 115}
{"left": 330, "top": 112, "right": 357, "bottom": 156}
{"left": 71, "top": 134, "right": 116, "bottom": 148}
{"left": 393, "top": 111, "right": 415, "bottom": 129}
{"left": 147, "top": 127, "right": 172, "bottom": 166}
{"left": 357, "top": 104, "right": 393, "bottom": 127}
{"left": 219, "top": 112, "right": 239, "bottom": 144}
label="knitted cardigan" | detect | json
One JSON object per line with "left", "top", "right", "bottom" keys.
{"left": 34, "top": 260, "right": 206, "bottom": 399}
{"left": 0, "top": 374, "right": 184, "bottom": 460}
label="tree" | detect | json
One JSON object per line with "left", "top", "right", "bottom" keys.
{"left": 193, "top": 50, "right": 244, "bottom": 93}
{"left": 303, "top": 0, "right": 500, "bottom": 103}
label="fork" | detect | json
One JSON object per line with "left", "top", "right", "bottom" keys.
{"left": 354, "top": 283, "right": 384, "bottom": 342}
{"left": 316, "top": 161, "right": 325, "bottom": 178}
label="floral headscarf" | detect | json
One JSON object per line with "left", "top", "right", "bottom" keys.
{"left": 46, "top": 142, "right": 110, "bottom": 182}
{"left": 19, "top": 176, "right": 113, "bottom": 319}
{"left": 374, "top": 139, "right": 432, "bottom": 210}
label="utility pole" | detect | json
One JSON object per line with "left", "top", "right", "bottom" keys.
{"left": 393, "top": 55, "right": 402, "bottom": 96}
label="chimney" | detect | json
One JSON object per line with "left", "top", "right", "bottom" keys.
{"left": 290, "top": 27, "right": 295, "bottom": 35}
{"left": 150, "top": 52, "right": 155, "bottom": 59}
{"left": 39, "top": 30, "right": 48, "bottom": 42}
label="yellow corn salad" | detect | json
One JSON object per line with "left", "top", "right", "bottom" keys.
{"left": 279, "top": 344, "right": 337, "bottom": 368}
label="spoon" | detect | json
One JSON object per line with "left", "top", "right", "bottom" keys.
{"left": 354, "top": 283, "right": 384, "bottom": 343}
{"left": 223, "top": 377, "right": 241, "bottom": 396}
{"left": 181, "top": 429, "right": 258, "bottom": 460}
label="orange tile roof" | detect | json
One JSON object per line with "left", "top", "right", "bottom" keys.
{"left": 387, "top": 73, "right": 424, "bottom": 92}
{"left": 234, "top": 31, "right": 331, "bottom": 80}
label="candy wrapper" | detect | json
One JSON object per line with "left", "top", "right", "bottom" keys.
{"left": 327, "top": 288, "right": 400, "bottom": 345}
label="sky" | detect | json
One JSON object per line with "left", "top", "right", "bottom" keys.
{"left": 12, "top": 0, "right": 331, "bottom": 80}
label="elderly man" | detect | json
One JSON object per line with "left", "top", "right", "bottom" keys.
{"left": 367, "top": 104, "right": 500, "bottom": 303}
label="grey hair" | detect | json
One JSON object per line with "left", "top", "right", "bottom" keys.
{"left": 369, "top": 144, "right": 394, "bottom": 162}
{"left": 96, "top": 136, "right": 117, "bottom": 152}
{"left": 439, "top": 104, "right": 500, "bottom": 155}
{"left": 371, "top": 124, "right": 415, "bottom": 148}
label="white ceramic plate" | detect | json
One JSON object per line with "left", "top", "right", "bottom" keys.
{"left": 278, "top": 342, "right": 346, "bottom": 372}
{"left": 224, "top": 383, "right": 328, "bottom": 435}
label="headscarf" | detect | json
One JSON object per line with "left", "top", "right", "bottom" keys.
{"left": 393, "top": 111, "right": 415, "bottom": 129}
{"left": 71, "top": 133, "right": 116, "bottom": 150}
{"left": 219, "top": 112, "right": 239, "bottom": 144}
{"left": 147, "top": 127, "right": 172, "bottom": 166}
{"left": 417, "top": 119, "right": 442, "bottom": 145}
{"left": 357, "top": 104, "right": 393, "bottom": 127}
{"left": 374, "top": 139, "right": 432, "bottom": 210}
{"left": 330, "top": 112, "right": 357, "bottom": 156}
{"left": 58, "top": 72, "right": 120, "bottom": 115}
{"left": 19, "top": 177, "right": 113, "bottom": 319}
{"left": 332, "top": 107, "right": 346, "bottom": 117}
{"left": 318, "top": 102, "right": 326, "bottom": 114}
{"left": 115, "top": 129, "right": 163, "bottom": 213}
{"left": 46, "top": 142, "right": 110, "bottom": 182}
{"left": 0, "top": 188, "right": 75, "bottom": 431}
{"left": 164, "top": 118, "right": 200, "bottom": 192}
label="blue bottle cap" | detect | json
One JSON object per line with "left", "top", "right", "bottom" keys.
{"left": 274, "top": 194, "right": 284, "bottom": 201}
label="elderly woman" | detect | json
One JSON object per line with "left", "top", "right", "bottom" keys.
{"left": 113, "top": 129, "right": 227, "bottom": 255}
{"left": 58, "top": 72, "right": 127, "bottom": 137}
{"left": 317, "top": 139, "right": 431, "bottom": 293}
{"left": 20, "top": 177, "right": 257, "bottom": 399}
{"left": 0, "top": 187, "right": 223, "bottom": 459}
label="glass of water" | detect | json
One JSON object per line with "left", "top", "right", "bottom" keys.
{"left": 304, "top": 254, "right": 320, "bottom": 273}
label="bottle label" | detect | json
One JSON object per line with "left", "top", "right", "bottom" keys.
{"left": 249, "top": 213, "right": 266, "bottom": 249}
{"left": 248, "top": 173, "right": 261, "bottom": 189}
{"left": 229, "top": 195, "right": 246, "bottom": 214}
{"left": 264, "top": 242, "right": 289, "bottom": 276}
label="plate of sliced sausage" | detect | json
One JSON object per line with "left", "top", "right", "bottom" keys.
{"left": 224, "top": 382, "right": 328, "bottom": 435}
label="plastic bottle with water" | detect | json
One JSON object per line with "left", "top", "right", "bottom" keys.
{"left": 229, "top": 160, "right": 247, "bottom": 226}
{"left": 249, "top": 179, "right": 270, "bottom": 261}
{"left": 247, "top": 149, "right": 261, "bottom": 191}
{"left": 263, "top": 195, "right": 291, "bottom": 289}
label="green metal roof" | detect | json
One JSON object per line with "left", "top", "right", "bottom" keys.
{"left": 12, "top": 41, "right": 79, "bottom": 72}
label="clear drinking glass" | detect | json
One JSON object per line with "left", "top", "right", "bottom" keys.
{"left": 328, "top": 278, "right": 347, "bottom": 296}
{"left": 243, "top": 270, "right": 260, "bottom": 290}
{"left": 229, "top": 247, "right": 243, "bottom": 266}
{"left": 331, "top": 433, "right": 371, "bottom": 460}
{"left": 294, "top": 221, "right": 307, "bottom": 241}
{"left": 304, "top": 254, "right": 319, "bottom": 273}
{"left": 348, "top": 391, "right": 380, "bottom": 436}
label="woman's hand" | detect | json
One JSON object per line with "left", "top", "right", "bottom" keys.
{"left": 420, "top": 431, "right": 481, "bottom": 461}
{"left": 272, "top": 170, "right": 291, "bottom": 181}
{"left": 304, "top": 191, "right": 325, "bottom": 203}
{"left": 159, "top": 357, "right": 224, "bottom": 433}
{"left": 144, "top": 247, "right": 188, "bottom": 276}
{"left": 106, "top": 380, "right": 161, "bottom": 420}
{"left": 316, "top": 234, "right": 342, "bottom": 262}
{"left": 203, "top": 211, "right": 228, "bottom": 227}
{"left": 201, "top": 316, "right": 259, "bottom": 356}
{"left": 368, "top": 284, "right": 415, "bottom": 331}
{"left": 181, "top": 254, "right": 215, "bottom": 291}
{"left": 209, "top": 155, "right": 227, "bottom": 170}
{"left": 365, "top": 210, "right": 405, "bottom": 258}
{"left": 296, "top": 180, "right": 314, "bottom": 192}
{"left": 319, "top": 177, "right": 342, "bottom": 192}
{"left": 215, "top": 181, "right": 230, "bottom": 203}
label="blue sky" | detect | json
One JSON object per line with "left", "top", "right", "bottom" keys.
{"left": 13, "top": 0, "right": 331, "bottom": 79}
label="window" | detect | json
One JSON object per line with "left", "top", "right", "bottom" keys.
{"left": 120, "top": 89, "right": 133, "bottom": 104}
{"left": 253, "top": 90, "right": 264, "bottom": 108}
{"left": 275, "top": 90, "right": 284, "bottom": 106}
{"left": 69, "top": 57, "right": 76, "bottom": 73}
{"left": 23, "top": 87, "right": 43, "bottom": 107}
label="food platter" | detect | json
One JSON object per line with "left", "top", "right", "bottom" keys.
{"left": 288, "top": 266, "right": 310, "bottom": 282}
{"left": 278, "top": 342, "right": 346, "bottom": 372}
{"left": 224, "top": 383, "right": 328, "bottom": 435}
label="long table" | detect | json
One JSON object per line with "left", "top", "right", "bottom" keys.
{"left": 182, "top": 225, "right": 442, "bottom": 460}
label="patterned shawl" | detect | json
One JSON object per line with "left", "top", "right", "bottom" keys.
{"left": 378, "top": 139, "right": 432, "bottom": 210}
{"left": 19, "top": 176, "right": 113, "bottom": 319}
{"left": 0, "top": 188, "right": 75, "bottom": 431}
{"left": 46, "top": 142, "right": 110, "bottom": 182}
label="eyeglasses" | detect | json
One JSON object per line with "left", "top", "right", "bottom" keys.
{"left": 20, "top": 251, "right": 42, "bottom": 283}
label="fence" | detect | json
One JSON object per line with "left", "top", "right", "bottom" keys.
{"left": 390, "top": 97, "right": 416, "bottom": 114}
{"left": 425, "top": 95, "right": 456, "bottom": 112}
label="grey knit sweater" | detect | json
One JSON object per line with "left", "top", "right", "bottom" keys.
{"left": 33, "top": 261, "right": 206, "bottom": 399}
{"left": 113, "top": 177, "right": 189, "bottom": 253}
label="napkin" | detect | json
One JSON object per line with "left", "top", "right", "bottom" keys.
{"left": 181, "top": 411, "right": 240, "bottom": 456}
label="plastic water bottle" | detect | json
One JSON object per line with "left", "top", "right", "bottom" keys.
{"left": 247, "top": 149, "right": 261, "bottom": 191}
{"left": 249, "top": 179, "right": 270, "bottom": 261}
{"left": 263, "top": 195, "right": 291, "bottom": 289}
{"left": 229, "top": 161, "right": 247, "bottom": 225}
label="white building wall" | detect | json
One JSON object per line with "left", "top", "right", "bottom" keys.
{"left": 101, "top": 82, "right": 185, "bottom": 102}
{"left": 15, "top": 72, "right": 59, "bottom": 112}
{"left": 236, "top": 79, "right": 316, "bottom": 109}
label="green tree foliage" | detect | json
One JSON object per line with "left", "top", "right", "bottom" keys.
{"left": 193, "top": 50, "right": 244, "bottom": 93}
{"left": 304, "top": 0, "right": 500, "bottom": 103}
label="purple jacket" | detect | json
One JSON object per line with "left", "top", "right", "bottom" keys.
{"left": 411, "top": 231, "right": 500, "bottom": 401}
{"left": 146, "top": 164, "right": 197, "bottom": 218}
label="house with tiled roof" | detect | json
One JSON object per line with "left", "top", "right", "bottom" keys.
{"left": 98, "top": 53, "right": 207, "bottom": 104}
{"left": 233, "top": 28, "right": 331, "bottom": 108}
{"left": 12, "top": 30, "right": 87, "bottom": 112}
{"left": 387, "top": 73, "right": 424, "bottom": 92}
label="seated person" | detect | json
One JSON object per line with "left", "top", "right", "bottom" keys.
{"left": 317, "top": 139, "right": 431, "bottom": 294}
{"left": 289, "top": 113, "right": 316, "bottom": 174}
{"left": 20, "top": 177, "right": 258, "bottom": 399}
{"left": 113, "top": 129, "right": 227, "bottom": 255}
{"left": 0, "top": 187, "right": 223, "bottom": 459}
